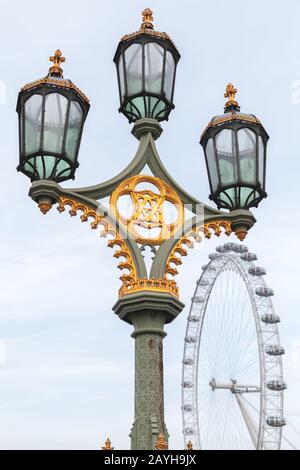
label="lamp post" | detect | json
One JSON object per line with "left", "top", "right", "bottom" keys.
{"left": 17, "top": 9, "right": 268, "bottom": 450}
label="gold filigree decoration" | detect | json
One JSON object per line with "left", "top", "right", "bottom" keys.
{"left": 201, "top": 113, "right": 261, "bottom": 140}
{"left": 165, "top": 220, "right": 232, "bottom": 278}
{"left": 57, "top": 197, "right": 137, "bottom": 291}
{"left": 224, "top": 83, "right": 239, "bottom": 109}
{"left": 110, "top": 175, "right": 184, "bottom": 246}
{"left": 119, "top": 277, "right": 179, "bottom": 299}
{"left": 21, "top": 77, "right": 89, "bottom": 103}
{"left": 101, "top": 438, "right": 114, "bottom": 450}
{"left": 56, "top": 197, "right": 180, "bottom": 299}
{"left": 155, "top": 433, "right": 168, "bottom": 450}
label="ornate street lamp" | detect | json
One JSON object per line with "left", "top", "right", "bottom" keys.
{"left": 16, "top": 50, "right": 90, "bottom": 185}
{"left": 18, "top": 10, "right": 269, "bottom": 450}
{"left": 200, "top": 83, "right": 269, "bottom": 211}
{"left": 113, "top": 8, "right": 180, "bottom": 122}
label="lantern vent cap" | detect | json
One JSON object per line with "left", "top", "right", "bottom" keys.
{"left": 118, "top": 9, "right": 180, "bottom": 57}
{"left": 200, "top": 83, "right": 268, "bottom": 142}
{"left": 19, "top": 49, "right": 90, "bottom": 103}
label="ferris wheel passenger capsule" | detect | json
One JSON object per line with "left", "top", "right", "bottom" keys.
{"left": 256, "top": 287, "right": 274, "bottom": 297}
{"left": 241, "top": 252, "right": 257, "bottom": 261}
{"left": 261, "top": 313, "right": 280, "bottom": 324}
{"left": 267, "top": 380, "right": 287, "bottom": 391}
{"left": 183, "top": 358, "right": 194, "bottom": 366}
{"left": 249, "top": 267, "right": 266, "bottom": 276}
{"left": 182, "top": 404, "right": 193, "bottom": 412}
{"left": 266, "top": 345, "right": 285, "bottom": 356}
{"left": 183, "top": 382, "right": 194, "bottom": 389}
{"left": 185, "top": 336, "right": 197, "bottom": 344}
{"left": 223, "top": 242, "right": 238, "bottom": 251}
{"left": 216, "top": 245, "right": 227, "bottom": 253}
{"left": 232, "top": 245, "right": 249, "bottom": 253}
{"left": 184, "top": 428, "right": 194, "bottom": 435}
{"left": 188, "top": 315, "right": 199, "bottom": 323}
{"left": 193, "top": 296, "right": 205, "bottom": 303}
{"left": 266, "top": 416, "right": 287, "bottom": 427}
{"left": 197, "top": 279, "right": 210, "bottom": 286}
{"left": 209, "top": 253, "right": 219, "bottom": 260}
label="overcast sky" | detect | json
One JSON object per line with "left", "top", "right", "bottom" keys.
{"left": 0, "top": 0, "right": 300, "bottom": 450}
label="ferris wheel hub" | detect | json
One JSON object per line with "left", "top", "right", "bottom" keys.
{"left": 209, "top": 379, "right": 260, "bottom": 394}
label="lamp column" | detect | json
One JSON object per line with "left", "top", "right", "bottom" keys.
{"left": 113, "top": 291, "right": 184, "bottom": 450}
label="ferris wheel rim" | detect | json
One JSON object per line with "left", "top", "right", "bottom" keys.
{"left": 181, "top": 243, "right": 285, "bottom": 450}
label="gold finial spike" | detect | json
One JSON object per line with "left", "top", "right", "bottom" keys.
{"left": 186, "top": 440, "right": 193, "bottom": 450}
{"left": 49, "top": 49, "right": 66, "bottom": 77}
{"left": 101, "top": 437, "right": 114, "bottom": 451}
{"left": 224, "top": 83, "right": 240, "bottom": 111}
{"left": 235, "top": 229, "right": 248, "bottom": 241}
{"left": 155, "top": 433, "right": 168, "bottom": 450}
{"left": 141, "top": 8, "right": 154, "bottom": 30}
{"left": 38, "top": 198, "right": 53, "bottom": 215}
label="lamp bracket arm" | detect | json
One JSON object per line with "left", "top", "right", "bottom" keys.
{"left": 146, "top": 135, "right": 221, "bottom": 217}
{"left": 68, "top": 134, "right": 150, "bottom": 200}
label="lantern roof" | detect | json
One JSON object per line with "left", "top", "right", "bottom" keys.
{"left": 20, "top": 49, "right": 89, "bottom": 103}
{"left": 114, "top": 9, "right": 180, "bottom": 59}
{"left": 200, "top": 83, "right": 268, "bottom": 142}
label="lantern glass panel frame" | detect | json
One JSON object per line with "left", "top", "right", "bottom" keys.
{"left": 202, "top": 119, "right": 268, "bottom": 211}
{"left": 17, "top": 84, "right": 89, "bottom": 183}
{"left": 114, "top": 34, "right": 180, "bottom": 123}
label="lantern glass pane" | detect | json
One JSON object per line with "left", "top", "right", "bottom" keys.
{"left": 125, "top": 43, "right": 143, "bottom": 95}
{"left": 238, "top": 128, "right": 256, "bottom": 184}
{"left": 206, "top": 138, "right": 218, "bottom": 192}
{"left": 240, "top": 187, "right": 255, "bottom": 207}
{"left": 43, "top": 93, "right": 68, "bottom": 154}
{"left": 65, "top": 101, "right": 83, "bottom": 161}
{"left": 24, "top": 94, "right": 43, "bottom": 155}
{"left": 258, "top": 135, "right": 265, "bottom": 187}
{"left": 215, "top": 129, "right": 238, "bottom": 186}
{"left": 164, "top": 50, "right": 175, "bottom": 101}
{"left": 118, "top": 54, "right": 125, "bottom": 100}
{"left": 145, "top": 42, "right": 164, "bottom": 94}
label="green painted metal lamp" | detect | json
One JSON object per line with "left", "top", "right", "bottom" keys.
{"left": 113, "top": 8, "right": 180, "bottom": 122}
{"left": 16, "top": 9, "right": 270, "bottom": 450}
{"left": 16, "top": 49, "right": 90, "bottom": 183}
{"left": 200, "top": 83, "right": 269, "bottom": 211}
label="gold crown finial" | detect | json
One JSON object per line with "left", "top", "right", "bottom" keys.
{"left": 224, "top": 83, "right": 239, "bottom": 111}
{"left": 49, "top": 49, "right": 65, "bottom": 77}
{"left": 155, "top": 433, "right": 168, "bottom": 450}
{"left": 101, "top": 437, "right": 114, "bottom": 451}
{"left": 186, "top": 440, "right": 193, "bottom": 450}
{"left": 141, "top": 8, "right": 154, "bottom": 30}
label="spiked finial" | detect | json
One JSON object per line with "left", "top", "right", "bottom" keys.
{"left": 101, "top": 437, "right": 114, "bottom": 450}
{"left": 141, "top": 8, "right": 154, "bottom": 30}
{"left": 49, "top": 49, "right": 66, "bottom": 77}
{"left": 155, "top": 433, "right": 168, "bottom": 450}
{"left": 224, "top": 83, "right": 240, "bottom": 112}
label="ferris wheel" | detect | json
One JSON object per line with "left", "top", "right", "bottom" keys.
{"left": 182, "top": 242, "right": 286, "bottom": 450}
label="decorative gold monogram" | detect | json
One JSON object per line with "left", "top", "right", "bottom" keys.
{"left": 110, "top": 175, "right": 184, "bottom": 246}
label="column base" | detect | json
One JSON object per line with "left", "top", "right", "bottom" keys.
{"left": 130, "top": 415, "right": 169, "bottom": 450}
